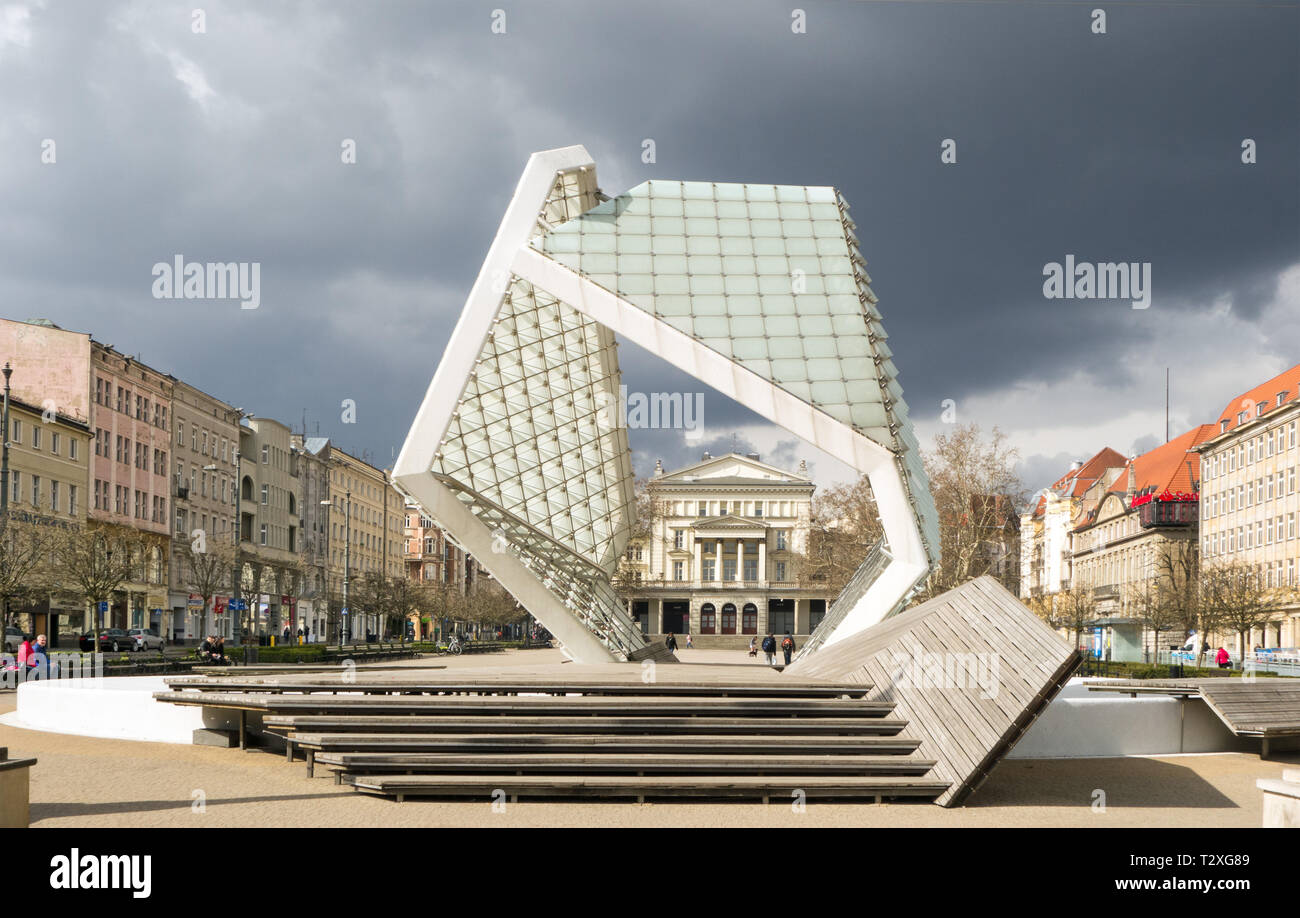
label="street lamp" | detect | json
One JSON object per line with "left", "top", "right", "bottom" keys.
{"left": 321, "top": 491, "right": 351, "bottom": 649}
{"left": 1, "top": 362, "right": 11, "bottom": 515}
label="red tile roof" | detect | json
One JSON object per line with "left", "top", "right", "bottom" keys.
{"left": 1210, "top": 362, "right": 1300, "bottom": 437}
{"left": 1105, "top": 424, "right": 1217, "bottom": 499}
{"left": 1051, "top": 447, "right": 1127, "bottom": 498}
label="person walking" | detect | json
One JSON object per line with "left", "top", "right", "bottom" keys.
{"left": 1216, "top": 646, "right": 1231, "bottom": 670}
{"left": 685, "top": 633, "right": 693, "bottom": 649}
{"left": 781, "top": 631, "right": 796, "bottom": 665}
{"left": 748, "top": 636, "right": 758, "bottom": 657}
{"left": 761, "top": 633, "right": 776, "bottom": 666}
{"left": 665, "top": 632, "right": 678, "bottom": 653}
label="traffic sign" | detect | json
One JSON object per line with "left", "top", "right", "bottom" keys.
{"left": 97, "top": 601, "right": 108, "bottom": 613}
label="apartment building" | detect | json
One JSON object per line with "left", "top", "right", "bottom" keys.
{"left": 167, "top": 381, "right": 242, "bottom": 640}
{"left": 1195, "top": 363, "right": 1300, "bottom": 650}
{"left": 238, "top": 417, "right": 302, "bottom": 637}
{"left": 1070, "top": 426, "right": 1214, "bottom": 660}
{"left": 1019, "top": 447, "right": 1127, "bottom": 600}
{"left": 2, "top": 393, "right": 91, "bottom": 643}
{"left": 292, "top": 436, "right": 335, "bottom": 640}
{"left": 326, "top": 447, "right": 406, "bottom": 640}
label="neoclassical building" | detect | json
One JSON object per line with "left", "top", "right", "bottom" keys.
{"left": 617, "top": 452, "right": 832, "bottom": 638}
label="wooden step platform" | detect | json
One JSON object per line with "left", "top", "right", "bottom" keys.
{"left": 268, "top": 715, "right": 910, "bottom": 736}
{"left": 313, "top": 752, "right": 938, "bottom": 777}
{"left": 162, "top": 678, "right": 871, "bottom": 698}
{"left": 345, "top": 772, "right": 951, "bottom": 802}
{"left": 786, "top": 575, "right": 1080, "bottom": 807}
{"left": 288, "top": 732, "right": 922, "bottom": 755}
{"left": 156, "top": 691, "right": 895, "bottom": 718}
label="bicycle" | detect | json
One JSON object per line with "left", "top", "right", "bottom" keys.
{"left": 435, "top": 638, "right": 463, "bottom": 656}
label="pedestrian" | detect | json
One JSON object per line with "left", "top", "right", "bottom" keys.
{"left": 665, "top": 632, "right": 678, "bottom": 652}
{"left": 1216, "top": 646, "right": 1231, "bottom": 670}
{"left": 282, "top": 625, "right": 291, "bottom": 644}
{"left": 748, "top": 636, "right": 758, "bottom": 657}
{"left": 685, "top": 633, "right": 693, "bottom": 649}
{"left": 761, "top": 633, "right": 776, "bottom": 666}
{"left": 781, "top": 631, "right": 796, "bottom": 665}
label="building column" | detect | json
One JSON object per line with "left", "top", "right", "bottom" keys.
{"left": 694, "top": 538, "right": 702, "bottom": 585}
{"left": 655, "top": 598, "right": 664, "bottom": 634}
{"left": 714, "top": 539, "right": 722, "bottom": 583}
{"left": 737, "top": 540, "right": 746, "bottom": 583}
{"left": 758, "top": 538, "right": 766, "bottom": 583}
{"left": 794, "top": 598, "right": 804, "bottom": 635}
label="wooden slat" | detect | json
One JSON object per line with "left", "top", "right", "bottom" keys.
{"left": 267, "top": 715, "right": 910, "bottom": 736}
{"left": 345, "top": 772, "right": 951, "bottom": 800}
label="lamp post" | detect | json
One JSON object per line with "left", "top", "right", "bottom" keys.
{"left": 1, "top": 362, "right": 11, "bottom": 515}
{"left": 2, "top": 363, "right": 11, "bottom": 633}
{"left": 322, "top": 490, "right": 351, "bottom": 649}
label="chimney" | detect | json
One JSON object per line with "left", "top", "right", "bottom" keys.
{"left": 1126, "top": 457, "right": 1137, "bottom": 501}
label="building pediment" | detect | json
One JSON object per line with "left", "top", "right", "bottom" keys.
{"left": 692, "top": 514, "right": 769, "bottom": 533}
{"left": 656, "top": 452, "right": 810, "bottom": 486}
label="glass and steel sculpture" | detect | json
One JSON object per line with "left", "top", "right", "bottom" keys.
{"left": 394, "top": 146, "right": 939, "bottom": 663}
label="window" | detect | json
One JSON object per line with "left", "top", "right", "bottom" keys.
{"left": 673, "top": 529, "right": 684, "bottom": 549}
{"left": 31, "top": 426, "right": 40, "bottom": 449}
{"left": 673, "top": 560, "right": 684, "bottom": 581}
{"left": 261, "top": 484, "right": 268, "bottom": 505}
{"left": 743, "top": 559, "right": 758, "bottom": 581}
{"left": 754, "top": 502, "right": 763, "bottom": 518}
{"left": 776, "top": 530, "right": 788, "bottom": 551}
{"left": 50, "top": 480, "right": 58, "bottom": 512}
{"left": 702, "top": 559, "right": 715, "bottom": 581}
{"left": 50, "top": 432, "right": 59, "bottom": 455}
{"left": 30, "top": 475, "right": 39, "bottom": 507}
{"left": 69, "top": 439, "right": 77, "bottom": 460}
{"left": 176, "top": 507, "right": 186, "bottom": 535}
{"left": 775, "top": 561, "right": 786, "bottom": 582}
{"left": 723, "top": 559, "right": 737, "bottom": 581}
{"left": 260, "top": 524, "right": 267, "bottom": 545}
{"left": 176, "top": 422, "right": 184, "bottom": 446}
{"left": 261, "top": 444, "right": 269, "bottom": 464}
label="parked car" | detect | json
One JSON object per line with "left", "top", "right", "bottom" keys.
{"left": 127, "top": 628, "right": 165, "bottom": 651}
{"left": 3, "top": 626, "right": 26, "bottom": 653}
{"left": 79, "top": 628, "right": 133, "bottom": 652}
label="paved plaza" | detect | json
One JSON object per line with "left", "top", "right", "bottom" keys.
{"left": 2, "top": 649, "right": 1293, "bottom": 828}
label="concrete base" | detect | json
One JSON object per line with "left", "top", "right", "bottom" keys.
{"left": 0, "top": 749, "right": 35, "bottom": 828}
{"left": 1008, "top": 679, "right": 1257, "bottom": 759}
{"left": 1258, "top": 769, "right": 1300, "bottom": 828}
{"left": 4, "top": 676, "right": 240, "bottom": 744}
{"left": 193, "top": 728, "right": 238, "bottom": 748}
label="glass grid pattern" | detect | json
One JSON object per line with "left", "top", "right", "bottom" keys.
{"left": 536, "top": 179, "right": 939, "bottom": 565}
{"left": 428, "top": 168, "right": 644, "bottom": 658}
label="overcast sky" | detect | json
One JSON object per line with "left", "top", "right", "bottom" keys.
{"left": 1, "top": 0, "right": 1296, "bottom": 500}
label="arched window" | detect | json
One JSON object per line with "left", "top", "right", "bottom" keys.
{"left": 721, "top": 603, "right": 737, "bottom": 635}
{"left": 241, "top": 476, "right": 254, "bottom": 501}
{"left": 742, "top": 603, "right": 758, "bottom": 635}
{"left": 699, "top": 603, "right": 716, "bottom": 635}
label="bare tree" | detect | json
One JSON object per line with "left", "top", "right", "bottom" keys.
{"left": 918, "top": 424, "right": 1026, "bottom": 600}
{"left": 1200, "top": 560, "right": 1297, "bottom": 657}
{"left": 181, "top": 530, "right": 236, "bottom": 639}
{"left": 0, "top": 515, "right": 60, "bottom": 632}
{"left": 51, "top": 523, "right": 144, "bottom": 659}
{"left": 806, "top": 475, "right": 884, "bottom": 595}
{"left": 1056, "top": 580, "right": 1098, "bottom": 652}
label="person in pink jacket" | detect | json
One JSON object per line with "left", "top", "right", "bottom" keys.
{"left": 1216, "top": 647, "right": 1231, "bottom": 669}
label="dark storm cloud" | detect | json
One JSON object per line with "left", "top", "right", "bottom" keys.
{"left": 0, "top": 0, "right": 1295, "bottom": 484}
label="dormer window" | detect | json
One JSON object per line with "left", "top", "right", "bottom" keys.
{"left": 1279, "top": 391, "right": 1288, "bottom": 408}
{"left": 1257, "top": 402, "right": 1267, "bottom": 417}
{"left": 1221, "top": 419, "right": 1229, "bottom": 433}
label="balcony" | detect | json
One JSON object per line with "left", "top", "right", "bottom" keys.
{"left": 1138, "top": 498, "right": 1198, "bottom": 529}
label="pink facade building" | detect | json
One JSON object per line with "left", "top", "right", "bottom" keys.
{"left": 0, "top": 318, "right": 173, "bottom": 630}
